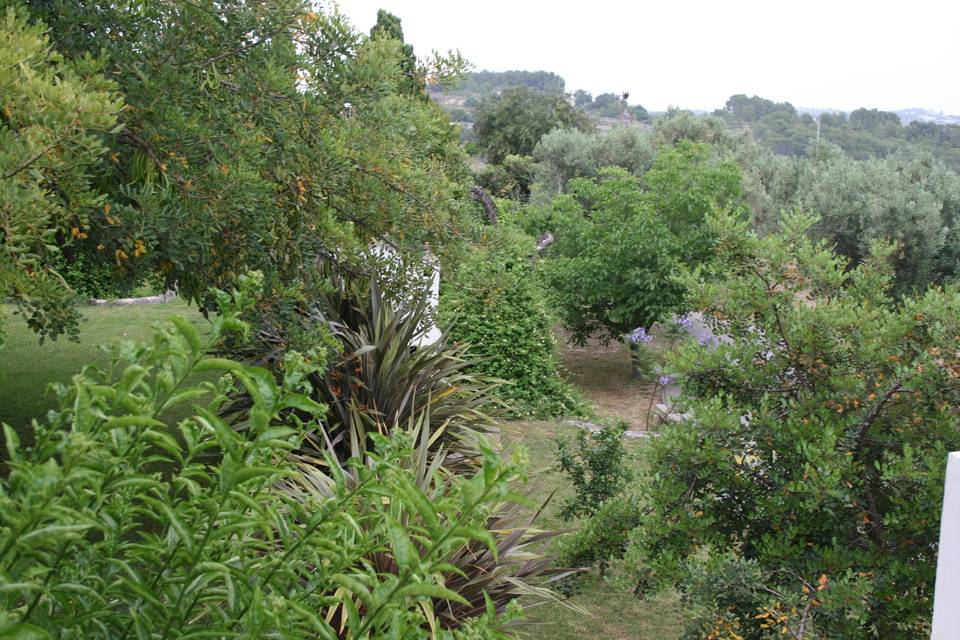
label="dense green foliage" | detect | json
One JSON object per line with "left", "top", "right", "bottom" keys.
{"left": 8, "top": 0, "right": 471, "bottom": 340}
{"left": 533, "top": 143, "right": 745, "bottom": 344}
{"left": 750, "top": 147, "right": 960, "bottom": 295}
{"left": 557, "top": 493, "right": 644, "bottom": 582}
{"left": 532, "top": 125, "right": 656, "bottom": 196}
{"left": 0, "top": 274, "right": 535, "bottom": 638}
{"left": 571, "top": 92, "right": 649, "bottom": 121}
{"left": 0, "top": 7, "right": 122, "bottom": 342}
{"left": 643, "top": 142, "right": 746, "bottom": 264}
{"left": 369, "top": 9, "right": 421, "bottom": 98}
{"left": 440, "top": 228, "right": 585, "bottom": 418}
{"left": 629, "top": 214, "right": 960, "bottom": 638}
{"left": 474, "top": 86, "right": 591, "bottom": 163}
{"left": 429, "top": 70, "right": 566, "bottom": 97}
{"left": 552, "top": 424, "right": 641, "bottom": 585}
{"left": 555, "top": 423, "right": 633, "bottom": 521}
{"left": 476, "top": 154, "right": 537, "bottom": 202}
{"left": 8, "top": 2, "right": 960, "bottom": 634}
{"left": 536, "top": 168, "right": 684, "bottom": 343}
{"left": 716, "top": 94, "right": 960, "bottom": 170}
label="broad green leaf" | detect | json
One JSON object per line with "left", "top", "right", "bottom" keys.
{"left": 397, "top": 582, "right": 469, "bottom": 605}
{"left": 0, "top": 623, "right": 51, "bottom": 640}
{"left": 385, "top": 515, "right": 419, "bottom": 572}
{"left": 169, "top": 316, "right": 202, "bottom": 355}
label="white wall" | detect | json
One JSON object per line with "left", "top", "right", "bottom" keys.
{"left": 932, "top": 451, "right": 960, "bottom": 638}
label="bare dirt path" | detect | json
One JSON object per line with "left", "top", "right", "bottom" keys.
{"left": 555, "top": 331, "right": 660, "bottom": 431}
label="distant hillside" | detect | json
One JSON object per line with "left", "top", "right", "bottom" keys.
{"left": 717, "top": 95, "right": 960, "bottom": 169}
{"left": 896, "top": 108, "right": 960, "bottom": 126}
{"left": 428, "top": 70, "right": 565, "bottom": 100}
{"left": 796, "top": 106, "right": 960, "bottom": 126}
{"left": 429, "top": 70, "right": 649, "bottom": 130}
{"left": 432, "top": 74, "right": 960, "bottom": 169}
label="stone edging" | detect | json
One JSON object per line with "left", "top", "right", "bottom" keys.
{"left": 88, "top": 291, "right": 177, "bottom": 306}
{"left": 561, "top": 419, "right": 658, "bottom": 439}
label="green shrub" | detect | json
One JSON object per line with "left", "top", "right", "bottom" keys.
{"left": 554, "top": 422, "right": 633, "bottom": 521}
{"left": 537, "top": 168, "right": 687, "bottom": 345}
{"left": 51, "top": 250, "right": 142, "bottom": 299}
{"left": 557, "top": 493, "right": 645, "bottom": 579}
{"left": 290, "top": 435, "right": 578, "bottom": 629}
{"left": 0, "top": 273, "right": 532, "bottom": 638}
{"left": 475, "top": 155, "right": 536, "bottom": 202}
{"left": 440, "top": 227, "right": 586, "bottom": 418}
{"left": 553, "top": 423, "right": 638, "bottom": 592}
{"left": 630, "top": 213, "right": 960, "bottom": 638}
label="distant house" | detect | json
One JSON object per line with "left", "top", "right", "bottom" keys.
{"left": 434, "top": 94, "right": 466, "bottom": 107}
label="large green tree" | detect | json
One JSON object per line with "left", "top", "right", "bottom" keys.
{"left": 536, "top": 143, "right": 746, "bottom": 344}
{"left": 473, "top": 86, "right": 590, "bottom": 163}
{"left": 369, "top": 8, "right": 420, "bottom": 98}
{"left": 531, "top": 124, "right": 655, "bottom": 196}
{"left": 14, "top": 0, "right": 471, "bottom": 328}
{"left": 537, "top": 168, "right": 685, "bottom": 344}
{"left": 755, "top": 146, "right": 960, "bottom": 294}
{"left": 632, "top": 214, "right": 960, "bottom": 638}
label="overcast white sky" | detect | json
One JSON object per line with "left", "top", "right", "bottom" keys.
{"left": 333, "top": 0, "right": 960, "bottom": 114}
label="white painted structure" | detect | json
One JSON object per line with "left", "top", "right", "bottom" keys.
{"left": 413, "top": 252, "right": 442, "bottom": 348}
{"left": 370, "top": 242, "right": 441, "bottom": 348}
{"left": 933, "top": 452, "right": 960, "bottom": 638}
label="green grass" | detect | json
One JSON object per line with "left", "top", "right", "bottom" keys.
{"left": 0, "top": 300, "right": 209, "bottom": 435}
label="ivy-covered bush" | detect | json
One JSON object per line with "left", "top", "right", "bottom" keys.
{"left": 627, "top": 213, "right": 960, "bottom": 638}
{"left": 440, "top": 227, "right": 585, "bottom": 418}
{"left": 0, "top": 273, "right": 536, "bottom": 638}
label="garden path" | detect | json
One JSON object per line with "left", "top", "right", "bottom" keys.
{"left": 555, "top": 331, "right": 661, "bottom": 432}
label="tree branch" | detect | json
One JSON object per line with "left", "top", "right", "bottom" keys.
{"left": 854, "top": 381, "right": 902, "bottom": 448}
{"left": 2, "top": 134, "right": 70, "bottom": 180}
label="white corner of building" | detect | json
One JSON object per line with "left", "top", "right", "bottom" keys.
{"left": 932, "top": 451, "right": 960, "bottom": 638}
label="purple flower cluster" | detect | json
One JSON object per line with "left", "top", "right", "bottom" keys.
{"left": 630, "top": 326, "right": 652, "bottom": 344}
{"left": 658, "top": 374, "right": 674, "bottom": 386}
{"left": 674, "top": 313, "right": 693, "bottom": 330}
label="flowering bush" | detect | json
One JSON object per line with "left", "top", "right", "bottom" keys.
{"left": 628, "top": 326, "right": 658, "bottom": 381}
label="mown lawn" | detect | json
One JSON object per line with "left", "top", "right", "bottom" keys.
{"left": 0, "top": 303, "right": 683, "bottom": 638}
{"left": 0, "top": 300, "right": 208, "bottom": 436}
